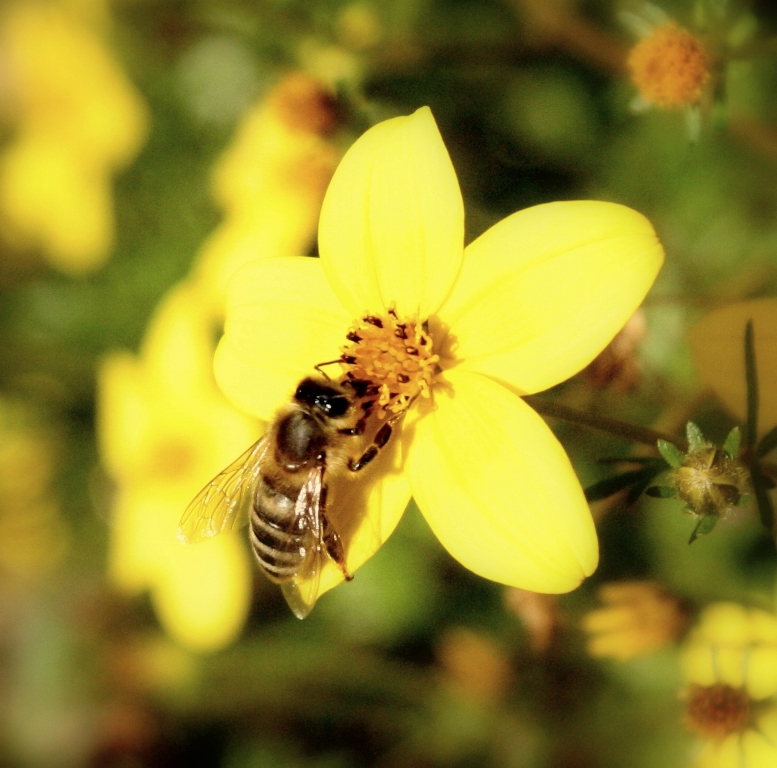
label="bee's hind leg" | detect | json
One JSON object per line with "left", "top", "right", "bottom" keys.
{"left": 320, "top": 485, "right": 352, "bottom": 581}
{"left": 323, "top": 516, "right": 352, "bottom": 581}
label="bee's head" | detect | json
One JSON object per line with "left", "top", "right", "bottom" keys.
{"left": 294, "top": 377, "right": 351, "bottom": 418}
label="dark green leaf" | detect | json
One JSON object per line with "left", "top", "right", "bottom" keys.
{"left": 756, "top": 424, "right": 777, "bottom": 458}
{"left": 645, "top": 485, "right": 677, "bottom": 498}
{"left": 745, "top": 320, "right": 759, "bottom": 449}
{"left": 585, "top": 462, "right": 668, "bottom": 503}
{"left": 723, "top": 426, "right": 741, "bottom": 459}
{"left": 657, "top": 439, "right": 685, "bottom": 469}
{"left": 689, "top": 514, "right": 719, "bottom": 544}
{"left": 749, "top": 461, "right": 774, "bottom": 531}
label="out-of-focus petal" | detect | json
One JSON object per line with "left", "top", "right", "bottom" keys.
{"left": 741, "top": 717, "right": 777, "bottom": 768}
{"left": 319, "top": 107, "right": 464, "bottom": 319}
{"left": 405, "top": 370, "right": 597, "bottom": 593}
{"left": 746, "top": 646, "right": 777, "bottom": 700}
{"left": 153, "top": 533, "right": 252, "bottom": 652}
{"left": 215, "top": 257, "right": 351, "bottom": 421}
{"left": 439, "top": 201, "right": 663, "bottom": 394}
{"left": 689, "top": 299, "right": 777, "bottom": 436}
{"left": 697, "top": 603, "right": 751, "bottom": 645}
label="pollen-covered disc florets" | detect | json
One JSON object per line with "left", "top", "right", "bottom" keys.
{"left": 339, "top": 309, "right": 439, "bottom": 419}
{"left": 685, "top": 683, "right": 752, "bottom": 740}
{"left": 628, "top": 23, "right": 711, "bottom": 108}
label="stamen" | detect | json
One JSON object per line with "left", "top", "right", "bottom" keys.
{"left": 338, "top": 308, "right": 439, "bottom": 419}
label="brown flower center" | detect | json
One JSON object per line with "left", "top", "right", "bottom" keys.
{"left": 628, "top": 23, "right": 710, "bottom": 108}
{"left": 685, "top": 683, "right": 752, "bottom": 740}
{"left": 338, "top": 308, "right": 439, "bottom": 419}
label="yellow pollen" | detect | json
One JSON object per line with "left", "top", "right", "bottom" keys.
{"left": 340, "top": 310, "right": 438, "bottom": 419}
{"left": 685, "top": 683, "right": 752, "bottom": 740}
{"left": 628, "top": 23, "right": 710, "bottom": 108}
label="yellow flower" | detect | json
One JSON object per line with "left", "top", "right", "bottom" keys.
{"left": 98, "top": 282, "right": 260, "bottom": 651}
{"left": 689, "top": 299, "right": 777, "bottom": 438}
{"left": 192, "top": 73, "right": 339, "bottom": 316}
{"left": 682, "top": 603, "right": 777, "bottom": 767}
{"left": 214, "top": 107, "right": 664, "bottom": 600}
{"left": 0, "top": 2, "right": 148, "bottom": 274}
{"left": 582, "top": 581, "right": 689, "bottom": 660}
{"left": 628, "top": 22, "right": 711, "bottom": 109}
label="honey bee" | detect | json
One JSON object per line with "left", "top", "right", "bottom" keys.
{"left": 178, "top": 375, "right": 396, "bottom": 619}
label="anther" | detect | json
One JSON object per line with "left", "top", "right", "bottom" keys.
{"left": 364, "top": 316, "right": 383, "bottom": 328}
{"left": 396, "top": 373, "right": 410, "bottom": 383}
{"left": 342, "top": 355, "right": 357, "bottom": 365}
{"left": 346, "top": 331, "right": 362, "bottom": 342}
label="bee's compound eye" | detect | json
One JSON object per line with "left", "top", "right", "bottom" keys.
{"left": 321, "top": 395, "right": 350, "bottom": 417}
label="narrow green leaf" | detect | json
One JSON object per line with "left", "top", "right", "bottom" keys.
{"left": 689, "top": 514, "right": 720, "bottom": 544}
{"left": 657, "top": 439, "right": 685, "bottom": 469}
{"left": 745, "top": 320, "right": 758, "bottom": 449}
{"left": 686, "top": 422, "right": 706, "bottom": 453}
{"left": 723, "top": 426, "right": 741, "bottom": 459}
{"left": 645, "top": 485, "right": 677, "bottom": 499}
{"left": 626, "top": 464, "right": 671, "bottom": 505}
{"left": 756, "top": 425, "right": 777, "bottom": 459}
{"left": 584, "top": 467, "right": 663, "bottom": 503}
{"left": 749, "top": 461, "right": 774, "bottom": 531}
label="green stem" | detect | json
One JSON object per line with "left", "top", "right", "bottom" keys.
{"left": 524, "top": 396, "right": 687, "bottom": 450}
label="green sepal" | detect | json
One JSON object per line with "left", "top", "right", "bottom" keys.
{"left": 756, "top": 424, "right": 777, "bottom": 459}
{"left": 737, "top": 493, "right": 751, "bottom": 508}
{"left": 645, "top": 485, "right": 677, "bottom": 499}
{"left": 723, "top": 426, "right": 741, "bottom": 460}
{"left": 689, "top": 513, "right": 720, "bottom": 544}
{"left": 686, "top": 422, "right": 706, "bottom": 454}
{"left": 658, "top": 439, "right": 685, "bottom": 469}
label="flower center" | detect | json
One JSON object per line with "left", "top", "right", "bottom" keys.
{"left": 685, "top": 683, "right": 752, "bottom": 740}
{"left": 627, "top": 23, "right": 710, "bottom": 108}
{"left": 338, "top": 308, "right": 439, "bottom": 420}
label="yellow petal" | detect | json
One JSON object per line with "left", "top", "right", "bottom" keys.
{"left": 741, "top": 722, "right": 777, "bottom": 768}
{"left": 141, "top": 281, "right": 217, "bottom": 402}
{"left": 319, "top": 107, "right": 464, "bottom": 319}
{"left": 689, "top": 299, "right": 777, "bottom": 435}
{"left": 698, "top": 603, "right": 751, "bottom": 645}
{"left": 439, "top": 201, "right": 663, "bottom": 394}
{"left": 746, "top": 646, "right": 777, "bottom": 700}
{"left": 152, "top": 533, "right": 252, "bottom": 652}
{"left": 215, "top": 257, "right": 351, "bottom": 420}
{"left": 405, "top": 370, "right": 598, "bottom": 592}
{"left": 682, "top": 641, "right": 717, "bottom": 686}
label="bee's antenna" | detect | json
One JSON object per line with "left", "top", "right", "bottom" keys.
{"left": 314, "top": 359, "right": 345, "bottom": 379}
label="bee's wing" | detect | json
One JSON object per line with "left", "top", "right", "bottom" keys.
{"left": 177, "top": 437, "right": 268, "bottom": 544}
{"left": 281, "top": 465, "right": 325, "bottom": 619}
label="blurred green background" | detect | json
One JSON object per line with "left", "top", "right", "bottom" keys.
{"left": 1, "top": 0, "right": 777, "bottom": 765}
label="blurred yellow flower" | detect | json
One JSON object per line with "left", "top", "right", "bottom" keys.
{"left": 192, "top": 72, "right": 339, "bottom": 315}
{"left": 582, "top": 581, "right": 689, "bottom": 660}
{"left": 214, "top": 107, "right": 664, "bottom": 601}
{"left": 98, "top": 282, "right": 260, "bottom": 651}
{"left": 689, "top": 299, "right": 777, "bottom": 438}
{"left": 682, "top": 602, "right": 777, "bottom": 767}
{"left": 0, "top": 1, "right": 148, "bottom": 274}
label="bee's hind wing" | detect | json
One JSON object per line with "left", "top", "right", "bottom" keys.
{"left": 177, "top": 437, "right": 267, "bottom": 544}
{"left": 281, "top": 466, "right": 325, "bottom": 619}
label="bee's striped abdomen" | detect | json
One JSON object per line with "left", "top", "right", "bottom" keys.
{"left": 248, "top": 477, "right": 309, "bottom": 581}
